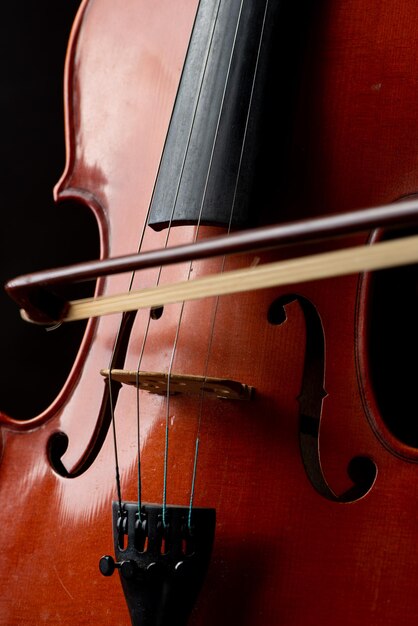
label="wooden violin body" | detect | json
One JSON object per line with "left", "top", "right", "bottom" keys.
{"left": 2, "top": 0, "right": 418, "bottom": 624}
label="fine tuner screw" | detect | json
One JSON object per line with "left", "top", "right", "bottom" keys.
{"left": 99, "top": 555, "right": 166, "bottom": 580}
{"left": 99, "top": 555, "right": 138, "bottom": 579}
{"left": 99, "top": 555, "right": 188, "bottom": 580}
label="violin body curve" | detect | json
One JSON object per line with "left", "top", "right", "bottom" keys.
{"left": 2, "top": 1, "right": 418, "bottom": 624}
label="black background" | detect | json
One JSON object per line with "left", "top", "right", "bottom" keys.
{"left": 0, "top": 2, "right": 99, "bottom": 418}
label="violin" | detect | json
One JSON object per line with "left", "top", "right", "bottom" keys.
{"left": 3, "top": 0, "right": 418, "bottom": 624}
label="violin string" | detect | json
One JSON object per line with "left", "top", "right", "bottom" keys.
{"left": 108, "top": 0, "right": 220, "bottom": 513}
{"left": 133, "top": 0, "right": 224, "bottom": 527}
{"left": 112, "top": 0, "right": 264, "bottom": 529}
{"left": 108, "top": 368, "right": 123, "bottom": 513}
{"left": 160, "top": 0, "right": 226, "bottom": 528}
{"left": 106, "top": 216, "right": 150, "bottom": 511}
{"left": 187, "top": 0, "right": 271, "bottom": 528}
{"left": 134, "top": 257, "right": 169, "bottom": 520}
{"left": 135, "top": 369, "right": 142, "bottom": 516}
{"left": 162, "top": 266, "right": 191, "bottom": 527}
{"left": 131, "top": 194, "right": 186, "bottom": 523}
{"left": 106, "top": 16, "right": 204, "bottom": 509}
{"left": 160, "top": 0, "right": 250, "bottom": 529}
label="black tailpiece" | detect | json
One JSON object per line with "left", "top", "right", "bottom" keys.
{"left": 100, "top": 502, "right": 216, "bottom": 626}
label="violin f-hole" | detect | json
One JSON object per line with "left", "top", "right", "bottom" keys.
{"left": 269, "top": 294, "right": 377, "bottom": 502}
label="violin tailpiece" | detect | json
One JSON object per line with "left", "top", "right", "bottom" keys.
{"left": 100, "top": 502, "right": 216, "bottom": 626}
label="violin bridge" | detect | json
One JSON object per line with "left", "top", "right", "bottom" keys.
{"left": 100, "top": 369, "right": 253, "bottom": 400}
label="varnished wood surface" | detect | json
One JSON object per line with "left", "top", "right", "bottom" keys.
{"left": 2, "top": 1, "right": 418, "bottom": 624}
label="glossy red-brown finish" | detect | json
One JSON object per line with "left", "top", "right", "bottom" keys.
{"left": 2, "top": 1, "right": 418, "bottom": 625}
